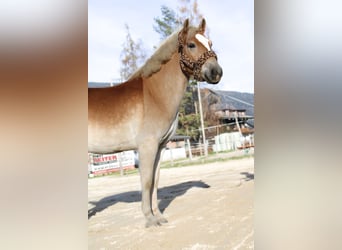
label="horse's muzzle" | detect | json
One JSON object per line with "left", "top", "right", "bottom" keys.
{"left": 204, "top": 63, "right": 223, "bottom": 84}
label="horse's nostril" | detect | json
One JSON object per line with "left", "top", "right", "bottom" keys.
{"left": 211, "top": 68, "right": 218, "bottom": 77}
{"left": 210, "top": 67, "right": 222, "bottom": 78}
{"left": 214, "top": 67, "right": 222, "bottom": 80}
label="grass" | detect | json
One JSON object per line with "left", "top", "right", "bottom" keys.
{"left": 160, "top": 153, "right": 253, "bottom": 169}
{"left": 90, "top": 151, "right": 254, "bottom": 178}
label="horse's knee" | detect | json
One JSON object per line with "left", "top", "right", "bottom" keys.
{"left": 141, "top": 179, "right": 152, "bottom": 190}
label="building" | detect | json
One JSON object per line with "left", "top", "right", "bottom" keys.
{"left": 215, "top": 108, "right": 254, "bottom": 135}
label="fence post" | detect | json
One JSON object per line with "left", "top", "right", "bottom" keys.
{"left": 88, "top": 153, "right": 94, "bottom": 177}
{"left": 119, "top": 152, "right": 124, "bottom": 176}
{"left": 197, "top": 82, "right": 208, "bottom": 156}
{"left": 169, "top": 147, "right": 174, "bottom": 166}
{"left": 186, "top": 138, "right": 192, "bottom": 161}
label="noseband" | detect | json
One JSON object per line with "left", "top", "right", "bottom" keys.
{"left": 178, "top": 32, "right": 217, "bottom": 81}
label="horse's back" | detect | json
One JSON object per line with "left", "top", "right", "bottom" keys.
{"left": 88, "top": 78, "right": 144, "bottom": 153}
{"left": 88, "top": 78, "right": 143, "bottom": 104}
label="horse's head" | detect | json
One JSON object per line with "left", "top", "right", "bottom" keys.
{"left": 178, "top": 18, "right": 223, "bottom": 84}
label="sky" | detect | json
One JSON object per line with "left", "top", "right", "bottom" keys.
{"left": 88, "top": 0, "right": 254, "bottom": 93}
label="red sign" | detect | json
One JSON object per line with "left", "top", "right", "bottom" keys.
{"left": 92, "top": 154, "right": 117, "bottom": 164}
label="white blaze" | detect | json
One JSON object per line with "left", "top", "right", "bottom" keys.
{"left": 195, "top": 34, "right": 211, "bottom": 51}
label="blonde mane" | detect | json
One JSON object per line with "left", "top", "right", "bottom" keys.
{"left": 129, "top": 26, "right": 197, "bottom": 80}
{"left": 128, "top": 30, "right": 179, "bottom": 80}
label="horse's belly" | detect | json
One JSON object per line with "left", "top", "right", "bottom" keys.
{"left": 88, "top": 123, "right": 138, "bottom": 154}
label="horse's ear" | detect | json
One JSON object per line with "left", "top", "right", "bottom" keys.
{"left": 179, "top": 18, "right": 189, "bottom": 41}
{"left": 198, "top": 18, "right": 206, "bottom": 34}
{"left": 182, "top": 18, "right": 189, "bottom": 33}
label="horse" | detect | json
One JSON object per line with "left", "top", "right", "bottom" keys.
{"left": 88, "top": 18, "right": 222, "bottom": 227}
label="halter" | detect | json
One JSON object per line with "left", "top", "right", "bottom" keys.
{"left": 178, "top": 32, "right": 217, "bottom": 81}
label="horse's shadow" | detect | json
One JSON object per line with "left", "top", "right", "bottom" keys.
{"left": 88, "top": 180, "right": 210, "bottom": 219}
{"left": 240, "top": 172, "right": 254, "bottom": 181}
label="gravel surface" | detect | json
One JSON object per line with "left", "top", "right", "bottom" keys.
{"left": 88, "top": 156, "right": 254, "bottom": 250}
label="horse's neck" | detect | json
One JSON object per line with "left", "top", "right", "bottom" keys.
{"left": 144, "top": 53, "right": 188, "bottom": 117}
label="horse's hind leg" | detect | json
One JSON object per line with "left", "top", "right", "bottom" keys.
{"left": 138, "top": 140, "right": 161, "bottom": 227}
{"left": 152, "top": 147, "right": 168, "bottom": 224}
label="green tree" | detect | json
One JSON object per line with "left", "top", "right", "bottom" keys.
{"left": 153, "top": 5, "right": 181, "bottom": 41}
{"left": 120, "top": 24, "right": 146, "bottom": 81}
{"left": 153, "top": 0, "right": 204, "bottom": 41}
{"left": 177, "top": 82, "right": 202, "bottom": 140}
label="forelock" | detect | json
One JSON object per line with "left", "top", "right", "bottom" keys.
{"left": 195, "top": 34, "right": 211, "bottom": 51}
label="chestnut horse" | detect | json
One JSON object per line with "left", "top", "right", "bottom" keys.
{"left": 88, "top": 19, "right": 222, "bottom": 227}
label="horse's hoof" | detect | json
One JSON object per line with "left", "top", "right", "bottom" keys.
{"left": 157, "top": 216, "right": 168, "bottom": 224}
{"left": 145, "top": 217, "right": 161, "bottom": 228}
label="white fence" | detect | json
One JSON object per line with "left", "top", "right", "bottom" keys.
{"left": 161, "top": 148, "right": 187, "bottom": 162}
{"left": 212, "top": 132, "right": 254, "bottom": 152}
{"left": 88, "top": 132, "right": 254, "bottom": 176}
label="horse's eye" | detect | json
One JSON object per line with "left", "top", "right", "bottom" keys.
{"left": 187, "top": 43, "right": 196, "bottom": 49}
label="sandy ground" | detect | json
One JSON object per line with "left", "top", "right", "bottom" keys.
{"left": 88, "top": 156, "right": 254, "bottom": 250}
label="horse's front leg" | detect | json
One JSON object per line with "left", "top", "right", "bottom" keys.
{"left": 138, "top": 140, "right": 161, "bottom": 227}
{"left": 151, "top": 147, "right": 168, "bottom": 224}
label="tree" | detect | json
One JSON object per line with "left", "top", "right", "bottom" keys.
{"left": 120, "top": 24, "right": 146, "bottom": 81}
{"left": 177, "top": 0, "right": 204, "bottom": 25}
{"left": 153, "top": 0, "right": 205, "bottom": 41}
{"left": 153, "top": 5, "right": 181, "bottom": 41}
